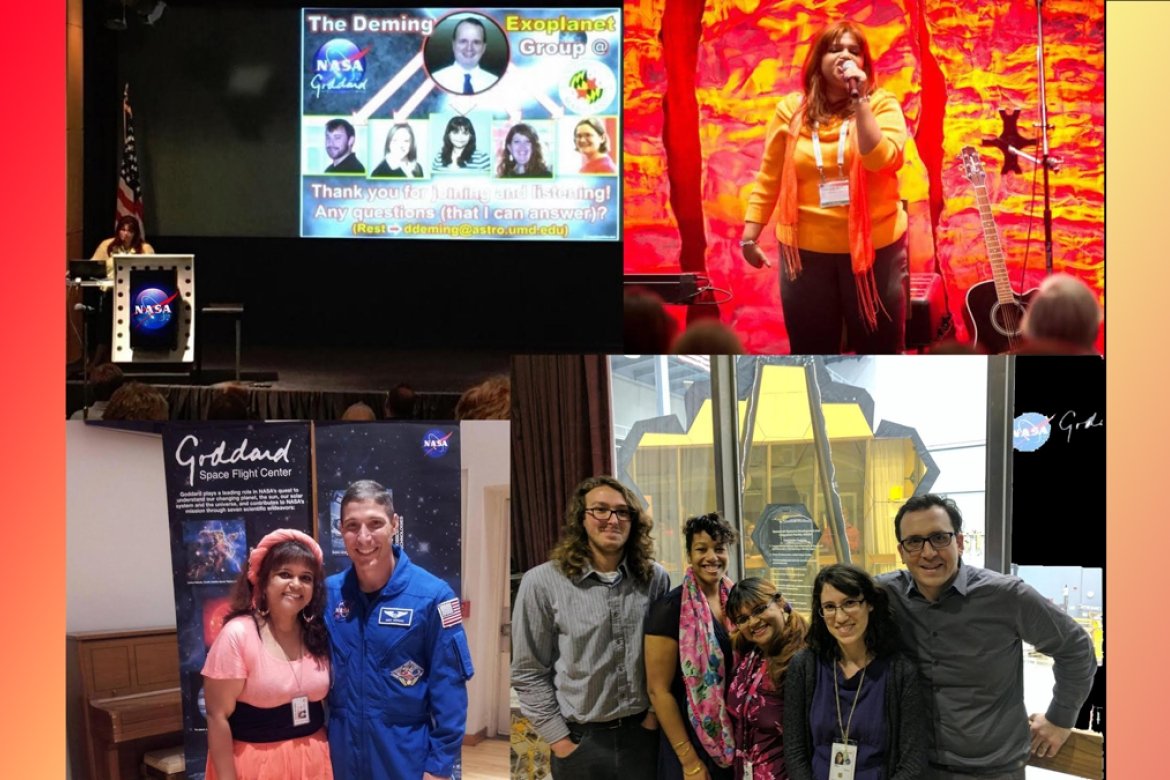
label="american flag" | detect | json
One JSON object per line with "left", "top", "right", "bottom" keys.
{"left": 437, "top": 597, "right": 462, "bottom": 629}
{"left": 117, "top": 84, "right": 145, "bottom": 236}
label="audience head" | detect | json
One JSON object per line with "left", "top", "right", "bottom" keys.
{"left": 90, "top": 362, "right": 125, "bottom": 402}
{"left": 103, "top": 381, "right": 169, "bottom": 421}
{"left": 623, "top": 289, "right": 677, "bottom": 353}
{"left": 1021, "top": 273, "right": 1102, "bottom": 353}
{"left": 341, "top": 401, "right": 378, "bottom": 421}
{"left": 206, "top": 384, "right": 252, "bottom": 420}
{"left": 455, "top": 375, "right": 510, "bottom": 420}
{"left": 385, "top": 383, "right": 416, "bottom": 419}
{"left": 672, "top": 320, "right": 744, "bottom": 354}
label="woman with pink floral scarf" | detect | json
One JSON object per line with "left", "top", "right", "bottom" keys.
{"left": 645, "top": 514, "right": 738, "bottom": 780}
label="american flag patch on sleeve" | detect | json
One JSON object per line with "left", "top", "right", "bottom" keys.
{"left": 438, "top": 597, "right": 462, "bottom": 628}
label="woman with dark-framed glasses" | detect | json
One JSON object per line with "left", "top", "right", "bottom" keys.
{"left": 725, "top": 578, "right": 808, "bottom": 780}
{"left": 783, "top": 564, "right": 926, "bottom": 780}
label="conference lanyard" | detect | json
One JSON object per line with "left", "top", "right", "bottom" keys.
{"left": 811, "top": 120, "right": 849, "bottom": 182}
{"left": 829, "top": 660, "right": 866, "bottom": 780}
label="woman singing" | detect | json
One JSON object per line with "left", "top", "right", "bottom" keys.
{"left": 783, "top": 564, "right": 926, "bottom": 780}
{"left": 740, "top": 21, "right": 909, "bottom": 354}
{"left": 644, "top": 514, "right": 738, "bottom": 780}
{"left": 726, "top": 578, "right": 809, "bottom": 780}
{"left": 202, "top": 529, "right": 333, "bottom": 779}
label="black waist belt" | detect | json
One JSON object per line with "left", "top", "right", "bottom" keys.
{"left": 229, "top": 699, "right": 325, "bottom": 744}
{"left": 569, "top": 711, "right": 648, "bottom": 731}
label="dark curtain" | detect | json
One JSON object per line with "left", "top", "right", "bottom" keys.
{"left": 510, "top": 355, "right": 613, "bottom": 573}
{"left": 156, "top": 386, "right": 459, "bottom": 421}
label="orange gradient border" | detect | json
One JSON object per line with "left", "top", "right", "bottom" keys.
{"left": 1106, "top": 2, "right": 1161, "bottom": 778}
{"left": 1, "top": 1, "right": 65, "bottom": 778}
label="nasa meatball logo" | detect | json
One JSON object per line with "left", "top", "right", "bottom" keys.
{"left": 421, "top": 429, "right": 453, "bottom": 459}
{"left": 310, "top": 38, "right": 370, "bottom": 97}
{"left": 1013, "top": 412, "right": 1051, "bottom": 452}
{"left": 560, "top": 61, "right": 616, "bottom": 114}
{"left": 132, "top": 287, "right": 177, "bottom": 331}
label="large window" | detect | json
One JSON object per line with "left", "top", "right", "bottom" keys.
{"left": 610, "top": 355, "right": 990, "bottom": 596}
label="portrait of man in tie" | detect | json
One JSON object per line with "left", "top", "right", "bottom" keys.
{"left": 428, "top": 14, "right": 505, "bottom": 95}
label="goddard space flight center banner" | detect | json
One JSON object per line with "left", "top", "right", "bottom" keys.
{"left": 301, "top": 7, "right": 620, "bottom": 240}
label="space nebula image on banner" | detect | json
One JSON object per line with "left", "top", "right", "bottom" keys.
{"left": 301, "top": 7, "right": 620, "bottom": 240}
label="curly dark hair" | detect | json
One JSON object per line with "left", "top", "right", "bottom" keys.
{"left": 727, "top": 577, "right": 808, "bottom": 687}
{"left": 224, "top": 539, "right": 330, "bottom": 660}
{"left": 807, "top": 563, "right": 901, "bottom": 664}
{"left": 684, "top": 512, "right": 737, "bottom": 552}
{"left": 549, "top": 475, "right": 658, "bottom": 583}
{"left": 894, "top": 493, "right": 963, "bottom": 540}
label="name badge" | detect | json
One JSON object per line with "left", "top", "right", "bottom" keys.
{"left": 819, "top": 178, "right": 850, "bottom": 208}
{"left": 291, "top": 695, "right": 310, "bottom": 727}
{"left": 378, "top": 606, "right": 414, "bottom": 627}
{"left": 830, "top": 741, "right": 857, "bottom": 780}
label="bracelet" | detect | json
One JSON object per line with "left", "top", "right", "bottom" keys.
{"left": 738, "top": 238, "right": 758, "bottom": 247}
{"left": 672, "top": 738, "right": 690, "bottom": 749}
{"left": 676, "top": 744, "right": 693, "bottom": 758}
{"left": 684, "top": 763, "right": 703, "bottom": 776}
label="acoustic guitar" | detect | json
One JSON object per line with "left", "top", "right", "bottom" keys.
{"left": 959, "top": 146, "right": 1037, "bottom": 354}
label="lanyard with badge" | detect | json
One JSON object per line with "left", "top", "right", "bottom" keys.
{"left": 734, "top": 651, "right": 768, "bottom": 780}
{"left": 829, "top": 660, "right": 866, "bottom": 780}
{"left": 287, "top": 636, "right": 311, "bottom": 727}
{"left": 812, "top": 119, "right": 851, "bottom": 208}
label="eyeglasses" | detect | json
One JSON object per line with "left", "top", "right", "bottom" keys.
{"left": 818, "top": 598, "right": 865, "bottom": 618}
{"left": 586, "top": 506, "right": 632, "bottom": 523}
{"left": 733, "top": 593, "right": 782, "bottom": 627}
{"left": 898, "top": 531, "right": 956, "bottom": 553}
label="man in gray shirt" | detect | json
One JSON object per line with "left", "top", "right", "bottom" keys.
{"left": 512, "top": 475, "right": 671, "bottom": 778}
{"left": 877, "top": 494, "right": 1097, "bottom": 780}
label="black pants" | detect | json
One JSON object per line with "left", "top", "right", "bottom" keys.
{"left": 550, "top": 718, "right": 658, "bottom": 779}
{"left": 779, "top": 235, "right": 908, "bottom": 354}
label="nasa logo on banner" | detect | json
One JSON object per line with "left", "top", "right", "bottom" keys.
{"left": 422, "top": 428, "right": 453, "bottom": 458}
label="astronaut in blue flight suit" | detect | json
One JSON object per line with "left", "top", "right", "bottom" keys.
{"left": 325, "top": 479, "right": 474, "bottom": 780}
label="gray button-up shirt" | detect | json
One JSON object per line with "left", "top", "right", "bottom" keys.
{"left": 511, "top": 558, "right": 671, "bottom": 744}
{"left": 877, "top": 563, "right": 1097, "bottom": 773}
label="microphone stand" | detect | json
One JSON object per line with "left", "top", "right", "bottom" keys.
{"left": 1003, "top": 0, "right": 1060, "bottom": 276}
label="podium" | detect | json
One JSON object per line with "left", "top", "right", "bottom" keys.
{"left": 112, "top": 254, "right": 195, "bottom": 365}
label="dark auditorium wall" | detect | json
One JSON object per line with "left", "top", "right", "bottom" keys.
{"left": 82, "top": 0, "right": 621, "bottom": 350}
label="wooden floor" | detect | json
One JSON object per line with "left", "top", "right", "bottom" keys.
{"left": 462, "top": 737, "right": 510, "bottom": 780}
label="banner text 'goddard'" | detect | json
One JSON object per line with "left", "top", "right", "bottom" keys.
{"left": 174, "top": 434, "right": 294, "bottom": 486}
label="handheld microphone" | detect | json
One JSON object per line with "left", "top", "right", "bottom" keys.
{"left": 840, "top": 61, "right": 861, "bottom": 99}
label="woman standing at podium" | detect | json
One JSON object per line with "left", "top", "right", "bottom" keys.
{"left": 91, "top": 215, "right": 154, "bottom": 277}
{"left": 203, "top": 529, "right": 333, "bottom": 779}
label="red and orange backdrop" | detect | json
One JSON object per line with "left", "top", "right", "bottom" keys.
{"left": 624, "top": 0, "right": 1104, "bottom": 352}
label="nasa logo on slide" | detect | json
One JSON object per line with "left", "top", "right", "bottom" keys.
{"left": 421, "top": 429, "right": 453, "bottom": 459}
{"left": 560, "top": 61, "right": 616, "bottom": 115}
{"left": 132, "top": 287, "right": 176, "bottom": 330}
{"left": 310, "top": 38, "right": 370, "bottom": 97}
{"left": 1012, "top": 412, "right": 1051, "bottom": 452}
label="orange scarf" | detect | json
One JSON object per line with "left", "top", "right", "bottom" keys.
{"left": 776, "top": 102, "right": 885, "bottom": 330}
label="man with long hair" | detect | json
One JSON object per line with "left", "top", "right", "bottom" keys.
{"left": 512, "top": 475, "right": 671, "bottom": 778}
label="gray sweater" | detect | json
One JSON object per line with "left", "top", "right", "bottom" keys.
{"left": 783, "top": 648, "right": 926, "bottom": 780}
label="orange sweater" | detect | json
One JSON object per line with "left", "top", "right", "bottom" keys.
{"left": 745, "top": 89, "right": 908, "bottom": 254}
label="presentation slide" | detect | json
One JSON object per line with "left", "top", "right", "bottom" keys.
{"left": 300, "top": 7, "right": 620, "bottom": 240}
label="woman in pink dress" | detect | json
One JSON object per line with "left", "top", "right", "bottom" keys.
{"left": 202, "top": 529, "right": 333, "bottom": 779}
{"left": 725, "top": 578, "right": 808, "bottom": 780}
